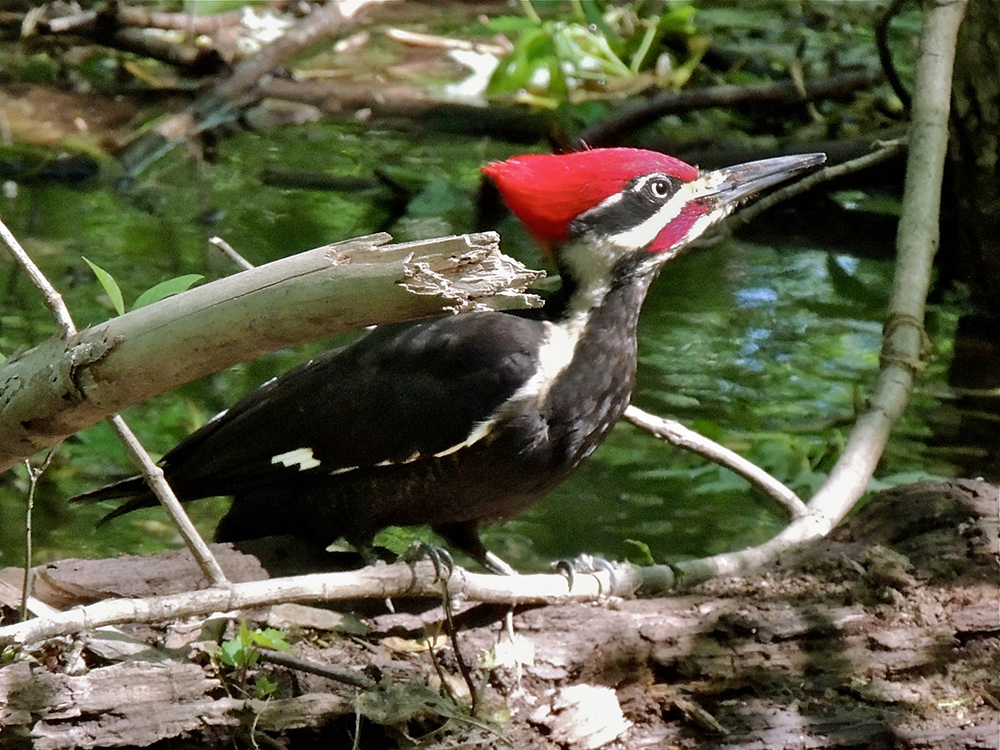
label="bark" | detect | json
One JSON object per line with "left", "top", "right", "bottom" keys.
{"left": 0, "top": 479, "right": 995, "bottom": 749}
{"left": 949, "top": 0, "right": 1000, "bottom": 313}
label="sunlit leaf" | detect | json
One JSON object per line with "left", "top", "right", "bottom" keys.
{"left": 133, "top": 274, "right": 203, "bottom": 310}
{"left": 488, "top": 27, "right": 554, "bottom": 95}
{"left": 249, "top": 627, "right": 292, "bottom": 653}
{"left": 82, "top": 257, "right": 125, "bottom": 316}
{"left": 624, "top": 538, "right": 655, "bottom": 566}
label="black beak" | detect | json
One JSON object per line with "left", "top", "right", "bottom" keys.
{"left": 707, "top": 153, "right": 826, "bottom": 207}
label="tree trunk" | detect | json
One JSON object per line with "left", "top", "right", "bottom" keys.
{"left": 949, "top": 0, "right": 1000, "bottom": 312}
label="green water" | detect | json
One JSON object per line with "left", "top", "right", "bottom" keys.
{"left": 0, "top": 124, "right": 959, "bottom": 570}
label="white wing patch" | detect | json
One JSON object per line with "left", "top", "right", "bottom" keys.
{"left": 271, "top": 447, "right": 322, "bottom": 471}
{"left": 433, "top": 418, "right": 495, "bottom": 458}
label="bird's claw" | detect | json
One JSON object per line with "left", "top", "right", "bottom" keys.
{"left": 398, "top": 541, "right": 455, "bottom": 582}
{"left": 552, "top": 554, "right": 618, "bottom": 593}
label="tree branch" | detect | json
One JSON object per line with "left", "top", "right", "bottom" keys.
{"left": 0, "top": 219, "right": 76, "bottom": 338}
{"left": 106, "top": 415, "right": 228, "bottom": 586}
{"left": 0, "top": 232, "right": 542, "bottom": 474}
{"left": 0, "top": 561, "right": 639, "bottom": 648}
{"left": 623, "top": 406, "right": 808, "bottom": 520}
{"left": 577, "top": 70, "right": 885, "bottom": 148}
{"left": 723, "top": 138, "right": 907, "bottom": 233}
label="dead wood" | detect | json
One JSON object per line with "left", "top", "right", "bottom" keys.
{"left": 0, "top": 231, "right": 542, "bottom": 473}
{"left": 0, "top": 479, "right": 996, "bottom": 749}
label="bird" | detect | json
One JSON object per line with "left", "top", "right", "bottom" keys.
{"left": 75, "top": 148, "right": 825, "bottom": 575}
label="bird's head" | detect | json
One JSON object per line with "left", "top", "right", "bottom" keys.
{"left": 484, "top": 148, "right": 825, "bottom": 288}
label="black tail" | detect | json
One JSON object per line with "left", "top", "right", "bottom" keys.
{"left": 71, "top": 476, "right": 159, "bottom": 526}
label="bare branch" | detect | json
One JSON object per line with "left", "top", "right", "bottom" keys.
{"left": 107, "top": 416, "right": 228, "bottom": 586}
{"left": 0, "top": 217, "right": 76, "bottom": 338}
{"left": 578, "top": 70, "right": 885, "bottom": 148}
{"left": 724, "top": 138, "right": 907, "bottom": 232}
{"left": 623, "top": 406, "right": 808, "bottom": 520}
{"left": 0, "top": 232, "right": 541, "bottom": 473}
{"left": 20, "top": 449, "right": 56, "bottom": 622}
{"left": 0, "top": 561, "right": 640, "bottom": 648}
{"left": 209, "top": 236, "right": 254, "bottom": 272}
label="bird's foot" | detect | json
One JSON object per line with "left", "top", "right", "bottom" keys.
{"left": 397, "top": 541, "right": 455, "bottom": 582}
{"left": 552, "top": 554, "right": 618, "bottom": 593}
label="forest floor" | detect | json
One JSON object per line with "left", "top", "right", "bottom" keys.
{"left": 1, "top": 479, "right": 998, "bottom": 749}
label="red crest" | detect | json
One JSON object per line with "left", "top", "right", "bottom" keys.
{"left": 483, "top": 148, "right": 698, "bottom": 248}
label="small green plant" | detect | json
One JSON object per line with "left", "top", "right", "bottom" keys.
{"left": 217, "top": 620, "right": 293, "bottom": 700}
{"left": 487, "top": 0, "right": 700, "bottom": 104}
{"left": 83, "top": 256, "right": 202, "bottom": 316}
{"left": 624, "top": 538, "right": 655, "bottom": 566}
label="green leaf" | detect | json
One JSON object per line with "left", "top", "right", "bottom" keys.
{"left": 83, "top": 257, "right": 125, "bottom": 316}
{"left": 218, "top": 635, "right": 243, "bottom": 667}
{"left": 255, "top": 675, "right": 278, "bottom": 699}
{"left": 0, "top": 352, "right": 5, "bottom": 364}
{"left": 624, "top": 538, "right": 655, "bottom": 566}
{"left": 487, "top": 28, "right": 554, "bottom": 95}
{"left": 132, "top": 274, "right": 203, "bottom": 310}
{"left": 250, "top": 627, "right": 292, "bottom": 653}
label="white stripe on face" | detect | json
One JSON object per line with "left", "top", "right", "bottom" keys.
{"left": 603, "top": 171, "right": 726, "bottom": 252}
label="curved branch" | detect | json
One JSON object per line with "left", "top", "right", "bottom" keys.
{"left": 875, "top": 0, "right": 913, "bottom": 109}
{"left": 623, "top": 406, "right": 808, "bottom": 520}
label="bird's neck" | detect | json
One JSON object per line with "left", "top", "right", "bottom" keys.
{"left": 516, "top": 249, "right": 657, "bottom": 470}
{"left": 546, "top": 248, "right": 658, "bottom": 336}
{"left": 525, "top": 248, "right": 658, "bottom": 412}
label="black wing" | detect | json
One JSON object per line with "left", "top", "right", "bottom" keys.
{"left": 143, "top": 311, "right": 543, "bottom": 499}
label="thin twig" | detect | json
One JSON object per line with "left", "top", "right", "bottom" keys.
{"left": 623, "top": 406, "right": 808, "bottom": 520}
{"left": 257, "top": 648, "right": 376, "bottom": 690}
{"left": 725, "top": 138, "right": 907, "bottom": 232}
{"left": 107, "top": 415, "right": 228, "bottom": 587}
{"left": 0, "top": 218, "right": 76, "bottom": 338}
{"left": 875, "top": 0, "right": 912, "bottom": 109}
{"left": 441, "top": 577, "right": 479, "bottom": 715}
{"left": 20, "top": 449, "right": 56, "bottom": 622}
{"left": 210, "top": 236, "right": 255, "bottom": 271}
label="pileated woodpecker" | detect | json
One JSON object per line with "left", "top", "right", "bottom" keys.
{"left": 76, "top": 148, "right": 824, "bottom": 574}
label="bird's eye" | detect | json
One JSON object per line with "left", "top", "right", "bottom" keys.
{"left": 648, "top": 178, "right": 673, "bottom": 198}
